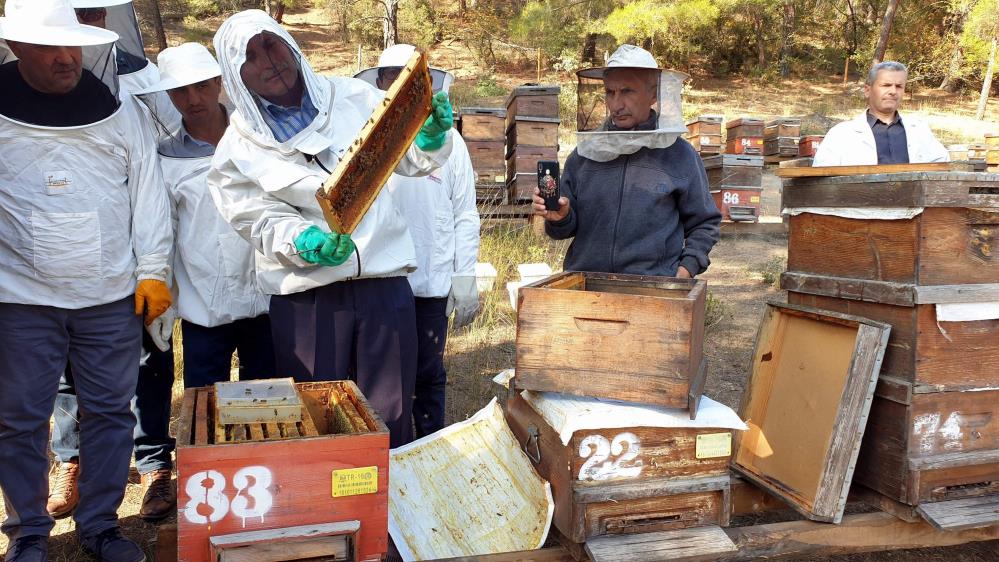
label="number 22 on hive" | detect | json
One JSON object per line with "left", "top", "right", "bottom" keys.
{"left": 182, "top": 466, "right": 274, "bottom": 526}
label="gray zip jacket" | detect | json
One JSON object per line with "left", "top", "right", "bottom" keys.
{"left": 547, "top": 138, "right": 721, "bottom": 276}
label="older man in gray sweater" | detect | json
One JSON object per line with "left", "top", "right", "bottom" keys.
{"left": 534, "top": 45, "right": 720, "bottom": 278}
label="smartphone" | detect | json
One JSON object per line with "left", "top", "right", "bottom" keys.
{"left": 537, "top": 160, "right": 560, "bottom": 211}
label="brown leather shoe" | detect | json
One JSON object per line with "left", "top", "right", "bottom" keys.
{"left": 139, "top": 469, "right": 176, "bottom": 521}
{"left": 46, "top": 459, "right": 80, "bottom": 519}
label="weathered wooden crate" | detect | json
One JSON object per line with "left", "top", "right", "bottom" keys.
{"left": 702, "top": 154, "right": 764, "bottom": 189}
{"left": 507, "top": 173, "right": 537, "bottom": 203}
{"left": 711, "top": 187, "right": 762, "bottom": 222}
{"left": 507, "top": 116, "right": 560, "bottom": 152}
{"left": 176, "top": 381, "right": 390, "bottom": 562}
{"left": 507, "top": 146, "right": 557, "bottom": 180}
{"left": 460, "top": 107, "right": 506, "bottom": 142}
{"left": 474, "top": 167, "right": 505, "bottom": 185}
{"left": 798, "top": 135, "right": 824, "bottom": 157}
{"left": 732, "top": 302, "right": 891, "bottom": 523}
{"left": 688, "top": 133, "right": 723, "bottom": 153}
{"left": 467, "top": 140, "right": 506, "bottom": 172}
{"left": 763, "top": 137, "right": 798, "bottom": 156}
{"left": 969, "top": 142, "right": 989, "bottom": 161}
{"left": 726, "top": 118, "right": 764, "bottom": 139}
{"left": 763, "top": 118, "right": 801, "bottom": 140}
{"left": 476, "top": 182, "right": 508, "bottom": 205}
{"left": 504, "top": 389, "right": 731, "bottom": 547}
{"left": 853, "top": 384, "right": 999, "bottom": 506}
{"left": 687, "top": 116, "right": 723, "bottom": 137}
{"left": 786, "top": 289, "right": 999, "bottom": 392}
{"left": 515, "top": 272, "right": 707, "bottom": 411}
{"left": 506, "top": 84, "right": 561, "bottom": 127}
{"left": 783, "top": 173, "right": 999, "bottom": 286}
{"left": 725, "top": 136, "right": 763, "bottom": 155}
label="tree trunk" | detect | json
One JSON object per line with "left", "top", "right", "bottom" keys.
{"left": 148, "top": 0, "right": 168, "bottom": 52}
{"left": 976, "top": 38, "right": 997, "bottom": 120}
{"left": 458, "top": 0, "right": 466, "bottom": 17}
{"left": 843, "top": 55, "right": 850, "bottom": 85}
{"left": 779, "top": 1, "right": 794, "bottom": 77}
{"left": 873, "top": 0, "right": 901, "bottom": 64}
{"left": 274, "top": 2, "right": 285, "bottom": 23}
{"left": 383, "top": 0, "right": 398, "bottom": 48}
{"left": 939, "top": 45, "right": 964, "bottom": 92}
{"left": 581, "top": 33, "right": 597, "bottom": 64}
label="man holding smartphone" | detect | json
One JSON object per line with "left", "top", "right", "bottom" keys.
{"left": 533, "top": 44, "right": 720, "bottom": 278}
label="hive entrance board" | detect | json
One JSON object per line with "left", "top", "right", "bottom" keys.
{"left": 731, "top": 302, "right": 891, "bottom": 523}
{"left": 315, "top": 50, "right": 432, "bottom": 234}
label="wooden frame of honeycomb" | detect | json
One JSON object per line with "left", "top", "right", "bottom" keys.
{"left": 315, "top": 50, "right": 432, "bottom": 234}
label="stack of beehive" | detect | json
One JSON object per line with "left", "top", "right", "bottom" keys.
{"left": 505, "top": 85, "right": 561, "bottom": 203}
{"left": 725, "top": 117, "right": 764, "bottom": 155}
{"left": 504, "top": 272, "right": 742, "bottom": 559}
{"left": 460, "top": 107, "right": 508, "bottom": 205}
{"left": 798, "top": 135, "right": 824, "bottom": 157}
{"left": 686, "top": 115, "right": 723, "bottom": 155}
{"left": 780, "top": 171, "right": 999, "bottom": 519}
{"left": 702, "top": 154, "right": 764, "bottom": 222}
{"left": 985, "top": 134, "right": 999, "bottom": 172}
{"left": 763, "top": 118, "right": 800, "bottom": 163}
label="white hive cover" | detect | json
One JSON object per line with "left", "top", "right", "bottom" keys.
{"left": 388, "top": 398, "right": 554, "bottom": 561}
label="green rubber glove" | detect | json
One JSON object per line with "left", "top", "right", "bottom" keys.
{"left": 294, "top": 225, "right": 356, "bottom": 267}
{"left": 415, "top": 91, "right": 453, "bottom": 152}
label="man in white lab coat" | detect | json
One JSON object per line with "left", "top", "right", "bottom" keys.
{"left": 813, "top": 61, "right": 948, "bottom": 166}
{"left": 357, "top": 44, "right": 480, "bottom": 437}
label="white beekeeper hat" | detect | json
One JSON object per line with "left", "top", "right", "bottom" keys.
{"left": 354, "top": 43, "right": 453, "bottom": 93}
{"left": 577, "top": 44, "right": 661, "bottom": 78}
{"left": 69, "top": 0, "right": 131, "bottom": 7}
{"left": 133, "top": 43, "right": 221, "bottom": 94}
{"left": 0, "top": 0, "right": 118, "bottom": 46}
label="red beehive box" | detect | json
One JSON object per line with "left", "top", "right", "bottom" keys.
{"left": 725, "top": 136, "right": 763, "bottom": 155}
{"left": 176, "top": 381, "right": 390, "bottom": 562}
{"left": 798, "top": 135, "right": 824, "bottom": 157}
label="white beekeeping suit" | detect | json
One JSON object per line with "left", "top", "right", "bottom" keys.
{"left": 135, "top": 43, "right": 270, "bottom": 328}
{"left": 72, "top": 0, "right": 181, "bottom": 135}
{"left": 575, "top": 44, "right": 688, "bottom": 162}
{"left": 0, "top": 0, "right": 172, "bottom": 309}
{"left": 355, "top": 44, "right": 481, "bottom": 327}
{"left": 208, "top": 10, "right": 453, "bottom": 296}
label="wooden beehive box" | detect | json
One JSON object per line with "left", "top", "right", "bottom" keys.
{"left": 460, "top": 107, "right": 506, "bottom": 141}
{"left": 504, "top": 389, "right": 732, "bottom": 546}
{"left": 507, "top": 145, "right": 557, "bottom": 180}
{"left": 702, "top": 154, "right": 764, "bottom": 189}
{"left": 688, "top": 134, "right": 722, "bottom": 153}
{"left": 763, "top": 118, "right": 801, "bottom": 139}
{"left": 687, "top": 116, "right": 723, "bottom": 137}
{"left": 853, "top": 383, "right": 999, "bottom": 506}
{"left": 515, "top": 272, "right": 707, "bottom": 411}
{"left": 725, "top": 117, "right": 764, "bottom": 139}
{"left": 798, "top": 135, "right": 824, "bottom": 157}
{"left": 732, "top": 302, "right": 891, "bottom": 523}
{"left": 507, "top": 116, "right": 560, "bottom": 153}
{"left": 466, "top": 140, "right": 506, "bottom": 172}
{"left": 475, "top": 183, "right": 507, "bottom": 205}
{"left": 711, "top": 187, "right": 762, "bottom": 222}
{"left": 506, "top": 84, "right": 561, "bottom": 127}
{"left": 725, "top": 136, "right": 763, "bottom": 155}
{"left": 508, "top": 172, "right": 537, "bottom": 203}
{"left": 315, "top": 51, "right": 431, "bottom": 234}
{"left": 176, "top": 381, "right": 390, "bottom": 562}
{"left": 763, "top": 137, "right": 798, "bottom": 156}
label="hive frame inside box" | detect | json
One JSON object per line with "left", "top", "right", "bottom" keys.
{"left": 176, "top": 380, "right": 390, "bottom": 562}
{"left": 514, "top": 271, "right": 707, "bottom": 413}
{"left": 732, "top": 301, "right": 891, "bottom": 523}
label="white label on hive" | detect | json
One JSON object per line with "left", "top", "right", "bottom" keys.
{"left": 695, "top": 432, "right": 732, "bottom": 459}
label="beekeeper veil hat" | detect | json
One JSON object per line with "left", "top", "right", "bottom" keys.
{"left": 354, "top": 43, "right": 453, "bottom": 93}
{"left": 70, "top": 0, "right": 148, "bottom": 76}
{"left": 0, "top": 0, "right": 121, "bottom": 115}
{"left": 575, "top": 44, "right": 687, "bottom": 162}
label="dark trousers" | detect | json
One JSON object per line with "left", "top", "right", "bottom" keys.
{"left": 269, "top": 277, "right": 417, "bottom": 447}
{"left": 51, "top": 330, "right": 175, "bottom": 474}
{"left": 0, "top": 297, "right": 140, "bottom": 540}
{"left": 181, "top": 315, "right": 276, "bottom": 388}
{"left": 413, "top": 297, "right": 448, "bottom": 438}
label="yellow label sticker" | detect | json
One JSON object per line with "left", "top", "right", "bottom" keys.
{"left": 696, "top": 432, "right": 732, "bottom": 459}
{"left": 332, "top": 466, "right": 378, "bottom": 497}
{"left": 750, "top": 196, "right": 760, "bottom": 203}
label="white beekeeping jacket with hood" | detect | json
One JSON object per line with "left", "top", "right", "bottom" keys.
{"left": 209, "top": 10, "right": 453, "bottom": 296}
{"left": 355, "top": 44, "right": 479, "bottom": 298}
{"left": 136, "top": 42, "right": 269, "bottom": 327}
{"left": 0, "top": 0, "right": 172, "bottom": 309}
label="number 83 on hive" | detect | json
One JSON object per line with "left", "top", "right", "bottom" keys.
{"left": 176, "top": 380, "right": 391, "bottom": 562}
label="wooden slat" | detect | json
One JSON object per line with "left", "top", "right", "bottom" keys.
{"left": 299, "top": 405, "right": 320, "bottom": 437}
{"left": 586, "top": 526, "right": 736, "bottom": 562}
{"left": 776, "top": 162, "right": 952, "bottom": 178}
{"left": 248, "top": 424, "right": 265, "bottom": 442}
{"left": 573, "top": 475, "right": 728, "bottom": 504}
{"left": 265, "top": 422, "right": 280, "bottom": 440}
{"left": 914, "top": 283, "right": 999, "bottom": 304}
{"left": 176, "top": 390, "right": 197, "bottom": 447}
{"left": 780, "top": 272, "right": 916, "bottom": 306}
{"left": 212, "top": 521, "right": 358, "bottom": 562}
{"left": 917, "top": 495, "right": 999, "bottom": 531}
{"left": 194, "top": 389, "right": 210, "bottom": 446}
{"left": 850, "top": 484, "right": 921, "bottom": 522}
